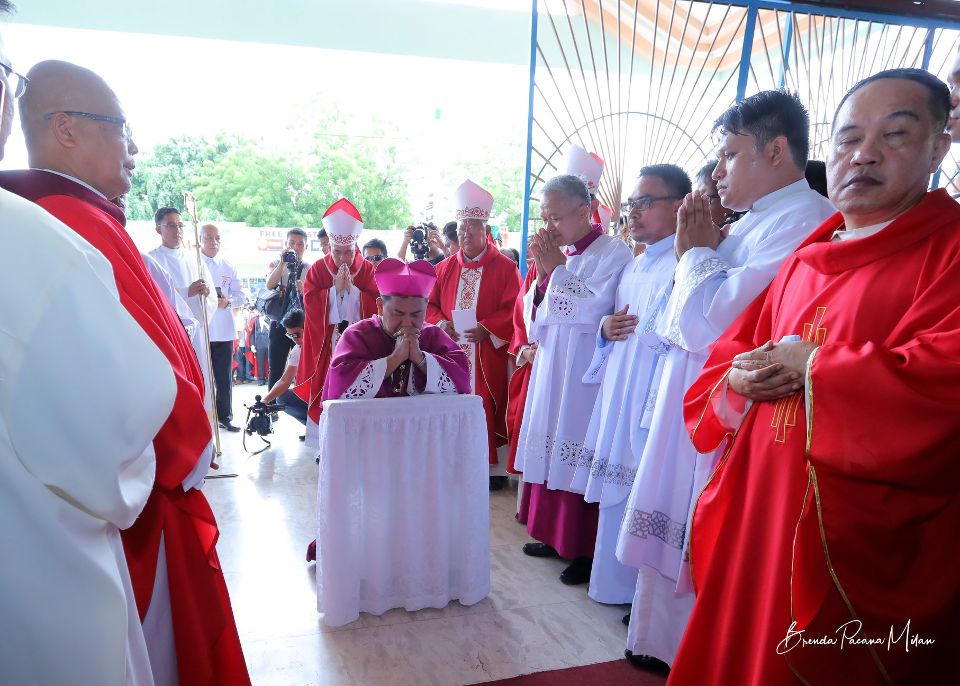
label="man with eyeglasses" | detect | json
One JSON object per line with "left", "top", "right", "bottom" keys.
{"left": 614, "top": 90, "right": 834, "bottom": 673}
{"left": 570, "top": 164, "right": 689, "bottom": 614}
{"left": 0, "top": 13, "right": 183, "bottom": 686}
{"left": 427, "top": 180, "right": 521, "bottom": 490}
{"left": 296, "top": 198, "right": 380, "bottom": 448}
{"left": 259, "top": 308, "right": 309, "bottom": 428}
{"left": 513, "top": 173, "right": 632, "bottom": 587}
{"left": 0, "top": 59, "right": 250, "bottom": 685}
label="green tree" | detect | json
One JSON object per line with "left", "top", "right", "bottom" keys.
{"left": 127, "top": 134, "right": 236, "bottom": 221}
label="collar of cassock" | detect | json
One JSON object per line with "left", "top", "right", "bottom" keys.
{"left": 0, "top": 168, "right": 127, "bottom": 227}
{"left": 565, "top": 224, "right": 603, "bottom": 256}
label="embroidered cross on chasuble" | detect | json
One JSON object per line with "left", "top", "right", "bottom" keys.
{"left": 771, "top": 306, "right": 827, "bottom": 443}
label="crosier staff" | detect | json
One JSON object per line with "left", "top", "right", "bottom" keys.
{"left": 183, "top": 191, "right": 222, "bottom": 464}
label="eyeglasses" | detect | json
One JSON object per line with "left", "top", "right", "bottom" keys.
{"left": 285, "top": 331, "right": 303, "bottom": 341}
{"left": 160, "top": 222, "right": 185, "bottom": 230}
{"left": 621, "top": 196, "right": 682, "bottom": 213}
{"left": 0, "top": 62, "right": 28, "bottom": 99}
{"left": 43, "top": 111, "right": 134, "bottom": 142}
{"left": 365, "top": 254, "right": 385, "bottom": 262}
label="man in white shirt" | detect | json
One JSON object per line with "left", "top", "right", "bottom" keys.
{"left": 201, "top": 222, "right": 246, "bottom": 431}
{"left": 616, "top": 89, "right": 835, "bottom": 671}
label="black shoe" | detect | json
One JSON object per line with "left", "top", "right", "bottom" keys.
{"left": 218, "top": 421, "right": 241, "bottom": 433}
{"left": 522, "top": 542, "right": 559, "bottom": 558}
{"left": 559, "top": 556, "right": 592, "bottom": 585}
{"left": 624, "top": 650, "right": 669, "bottom": 672}
{"left": 622, "top": 613, "right": 630, "bottom": 626}
{"left": 299, "top": 434, "right": 306, "bottom": 441}
{"left": 489, "top": 476, "right": 508, "bottom": 491}
{"left": 258, "top": 380, "right": 267, "bottom": 386}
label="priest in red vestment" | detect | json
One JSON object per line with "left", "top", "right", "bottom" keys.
{"left": 295, "top": 198, "right": 379, "bottom": 447}
{"left": 427, "top": 180, "right": 520, "bottom": 489}
{"left": 10, "top": 60, "right": 249, "bottom": 685}
{"left": 671, "top": 70, "right": 959, "bottom": 686}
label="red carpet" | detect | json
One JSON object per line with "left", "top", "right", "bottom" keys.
{"left": 481, "top": 659, "right": 668, "bottom": 685}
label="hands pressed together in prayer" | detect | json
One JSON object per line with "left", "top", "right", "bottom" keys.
{"left": 188, "top": 278, "right": 209, "bottom": 298}
{"left": 602, "top": 305, "right": 639, "bottom": 342}
{"left": 334, "top": 263, "right": 352, "bottom": 294}
{"left": 675, "top": 191, "right": 724, "bottom": 260}
{"left": 728, "top": 340, "right": 818, "bottom": 401}
{"left": 387, "top": 326, "right": 426, "bottom": 374}
{"left": 528, "top": 228, "right": 567, "bottom": 284}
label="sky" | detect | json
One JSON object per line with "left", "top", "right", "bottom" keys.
{"left": 0, "top": 22, "right": 532, "bottom": 216}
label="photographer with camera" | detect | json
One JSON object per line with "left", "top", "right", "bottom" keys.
{"left": 396, "top": 222, "right": 446, "bottom": 265}
{"left": 264, "top": 228, "right": 310, "bottom": 389}
{"left": 257, "top": 308, "right": 308, "bottom": 428}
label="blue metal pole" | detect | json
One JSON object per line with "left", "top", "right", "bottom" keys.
{"left": 921, "top": 28, "right": 943, "bottom": 190}
{"left": 519, "top": 0, "right": 539, "bottom": 278}
{"left": 778, "top": 13, "right": 793, "bottom": 89}
{"left": 736, "top": 4, "right": 759, "bottom": 101}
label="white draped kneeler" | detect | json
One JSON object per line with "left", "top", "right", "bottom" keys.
{"left": 315, "top": 394, "right": 491, "bottom": 627}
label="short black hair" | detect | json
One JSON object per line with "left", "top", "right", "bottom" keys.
{"left": 804, "top": 160, "right": 829, "bottom": 198}
{"left": 638, "top": 163, "right": 692, "bottom": 198}
{"left": 154, "top": 207, "right": 180, "bottom": 226}
{"left": 713, "top": 89, "right": 810, "bottom": 168}
{"left": 287, "top": 227, "right": 308, "bottom": 241}
{"left": 500, "top": 247, "right": 520, "bottom": 267}
{"left": 443, "top": 221, "right": 459, "bottom": 243}
{"left": 281, "top": 308, "right": 304, "bottom": 329}
{"left": 832, "top": 68, "right": 950, "bottom": 133}
{"left": 317, "top": 228, "right": 328, "bottom": 240}
{"left": 695, "top": 160, "right": 718, "bottom": 186}
{"left": 363, "top": 238, "right": 387, "bottom": 254}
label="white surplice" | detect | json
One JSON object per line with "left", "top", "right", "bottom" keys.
{"left": 514, "top": 233, "right": 632, "bottom": 490}
{"left": 0, "top": 188, "right": 177, "bottom": 685}
{"left": 572, "top": 234, "right": 677, "bottom": 604}
{"left": 616, "top": 179, "right": 836, "bottom": 664}
{"left": 149, "top": 244, "right": 218, "bottom": 415}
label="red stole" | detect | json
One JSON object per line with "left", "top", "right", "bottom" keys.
{"left": 427, "top": 242, "right": 521, "bottom": 463}
{"left": 673, "top": 190, "right": 960, "bottom": 686}
{"left": 0, "top": 170, "right": 250, "bottom": 685}
{"left": 294, "top": 247, "right": 379, "bottom": 422}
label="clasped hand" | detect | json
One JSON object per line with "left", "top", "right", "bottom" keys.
{"left": 528, "top": 228, "right": 566, "bottom": 283}
{"left": 728, "top": 340, "right": 818, "bottom": 401}
{"left": 675, "top": 191, "right": 723, "bottom": 259}
{"left": 334, "top": 263, "right": 352, "bottom": 293}
{"left": 390, "top": 326, "right": 425, "bottom": 366}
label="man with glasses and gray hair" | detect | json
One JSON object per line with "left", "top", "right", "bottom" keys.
{"left": 1, "top": 58, "right": 250, "bottom": 685}
{"left": 513, "top": 173, "right": 632, "bottom": 586}
{"left": 0, "top": 7, "right": 184, "bottom": 685}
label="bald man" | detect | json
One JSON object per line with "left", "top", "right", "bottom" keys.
{"left": 0, "top": 15, "right": 182, "bottom": 686}
{"left": 0, "top": 60, "right": 250, "bottom": 686}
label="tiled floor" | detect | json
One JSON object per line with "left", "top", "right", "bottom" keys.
{"left": 205, "top": 383, "right": 629, "bottom": 686}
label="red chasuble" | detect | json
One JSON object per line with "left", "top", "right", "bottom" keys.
{"left": 427, "top": 241, "right": 521, "bottom": 465}
{"left": 0, "top": 170, "right": 250, "bottom": 685}
{"left": 294, "top": 248, "right": 379, "bottom": 423}
{"left": 505, "top": 267, "right": 538, "bottom": 474}
{"left": 671, "top": 190, "right": 960, "bottom": 686}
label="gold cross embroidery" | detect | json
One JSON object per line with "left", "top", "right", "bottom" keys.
{"left": 770, "top": 307, "right": 827, "bottom": 443}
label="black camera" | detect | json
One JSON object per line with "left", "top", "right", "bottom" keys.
{"left": 243, "top": 394, "right": 285, "bottom": 454}
{"left": 409, "top": 222, "right": 436, "bottom": 261}
{"left": 282, "top": 250, "right": 299, "bottom": 269}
